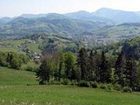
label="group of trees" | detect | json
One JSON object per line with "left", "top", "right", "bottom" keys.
{"left": 78, "top": 47, "right": 139, "bottom": 90}
{"left": 36, "top": 42, "right": 140, "bottom": 91}
{"left": 36, "top": 52, "right": 77, "bottom": 84}
{"left": 115, "top": 52, "right": 137, "bottom": 90}
{"left": 77, "top": 48, "right": 112, "bottom": 83}
{"left": 0, "top": 51, "right": 29, "bottom": 69}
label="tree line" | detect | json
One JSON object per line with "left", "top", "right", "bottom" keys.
{"left": 0, "top": 51, "right": 29, "bottom": 69}
{"left": 36, "top": 43, "right": 140, "bottom": 91}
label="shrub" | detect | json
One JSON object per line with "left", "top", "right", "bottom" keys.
{"left": 106, "top": 84, "right": 113, "bottom": 91}
{"left": 90, "top": 81, "right": 98, "bottom": 88}
{"left": 99, "top": 84, "right": 114, "bottom": 91}
{"left": 122, "top": 87, "right": 132, "bottom": 93}
{"left": 25, "top": 66, "right": 35, "bottom": 71}
{"left": 71, "top": 80, "right": 78, "bottom": 86}
{"left": 78, "top": 80, "right": 90, "bottom": 87}
{"left": 113, "top": 84, "right": 122, "bottom": 91}
{"left": 49, "top": 80, "right": 61, "bottom": 85}
{"left": 133, "top": 86, "right": 140, "bottom": 91}
{"left": 39, "top": 80, "right": 47, "bottom": 85}
{"left": 21, "top": 62, "right": 39, "bottom": 72}
{"left": 62, "top": 79, "right": 70, "bottom": 85}
{"left": 99, "top": 84, "right": 107, "bottom": 89}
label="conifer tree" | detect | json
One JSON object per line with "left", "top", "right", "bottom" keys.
{"left": 124, "top": 57, "right": 137, "bottom": 89}
{"left": 78, "top": 48, "right": 89, "bottom": 80}
{"left": 99, "top": 51, "right": 111, "bottom": 83}
{"left": 114, "top": 52, "right": 126, "bottom": 86}
{"left": 88, "top": 50, "right": 97, "bottom": 81}
{"left": 36, "top": 60, "right": 50, "bottom": 84}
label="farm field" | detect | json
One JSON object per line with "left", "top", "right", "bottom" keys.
{"left": 0, "top": 67, "right": 140, "bottom": 105}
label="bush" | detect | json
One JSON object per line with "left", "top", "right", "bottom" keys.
{"left": 62, "top": 79, "right": 70, "bottom": 85}
{"left": 39, "top": 80, "right": 47, "bottom": 85}
{"left": 25, "top": 66, "right": 35, "bottom": 72}
{"left": 99, "top": 84, "right": 107, "bottom": 89}
{"left": 90, "top": 81, "right": 98, "bottom": 88}
{"left": 49, "top": 80, "right": 61, "bottom": 85}
{"left": 99, "top": 84, "right": 113, "bottom": 91}
{"left": 133, "top": 86, "right": 140, "bottom": 91}
{"left": 122, "top": 87, "right": 132, "bottom": 93}
{"left": 21, "top": 62, "right": 39, "bottom": 72}
{"left": 106, "top": 84, "right": 113, "bottom": 91}
{"left": 78, "top": 80, "right": 90, "bottom": 87}
{"left": 71, "top": 80, "right": 78, "bottom": 86}
{"left": 113, "top": 84, "right": 122, "bottom": 91}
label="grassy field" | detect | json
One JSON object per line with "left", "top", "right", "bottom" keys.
{"left": 0, "top": 67, "right": 37, "bottom": 85}
{"left": 0, "top": 39, "right": 42, "bottom": 53}
{"left": 0, "top": 67, "right": 140, "bottom": 105}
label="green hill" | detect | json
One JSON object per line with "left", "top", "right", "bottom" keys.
{"left": 0, "top": 67, "right": 37, "bottom": 85}
{"left": 0, "top": 15, "right": 106, "bottom": 39}
{"left": 94, "top": 23, "right": 140, "bottom": 38}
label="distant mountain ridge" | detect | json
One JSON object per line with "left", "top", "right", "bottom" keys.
{"left": 0, "top": 13, "right": 108, "bottom": 39}
{"left": 0, "top": 8, "right": 140, "bottom": 40}
{"left": 2, "top": 8, "right": 140, "bottom": 24}
{"left": 94, "top": 8, "right": 140, "bottom": 24}
{"left": 19, "top": 8, "right": 140, "bottom": 24}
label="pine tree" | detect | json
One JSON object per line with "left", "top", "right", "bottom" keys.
{"left": 36, "top": 60, "right": 50, "bottom": 84}
{"left": 114, "top": 52, "right": 126, "bottom": 86}
{"left": 88, "top": 50, "right": 97, "bottom": 81}
{"left": 78, "top": 48, "right": 89, "bottom": 80}
{"left": 99, "top": 51, "right": 112, "bottom": 83}
{"left": 124, "top": 57, "right": 137, "bottom": 89}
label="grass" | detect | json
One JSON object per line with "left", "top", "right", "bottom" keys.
{"left": 0, "top": 67, "right": 140, "bottom": 105}
{"left": 27, "top": 43, "right": 41, "bottom": 53}
{"left": 0, "top": 85, "right": 140, "bottom": 105}
{"left": 0, "top": 39, "right": 41, "bottom": 53}
{"left": 0, "top": 67, "right": 37, "bottom": 85}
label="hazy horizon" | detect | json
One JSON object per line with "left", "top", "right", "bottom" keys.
{"left": 0, "top": 0, "right": 140, "bottom": 17}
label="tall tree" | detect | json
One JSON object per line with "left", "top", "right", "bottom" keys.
{"left": 124, "top": 57, "right": 138, "bottom": 88}
{"left": 78, "top": 48, "right": 89, "bottom": 80}
{"left": 64, "top": 52, "right": 76, "bottom": 80}
{"left": 36, "top": 60, "right": 50, "bottom": 84}
{"left": 114, "top": 52, "right": 126, "bottom": 86}
{"left": 58, "top": 53, "right": 64, "bottom": 81}
{"left": 99, "top": 51, "right": 112, "bottom": 83}
{"left": 88, "top": 50, "right": 97, "bottom": 81}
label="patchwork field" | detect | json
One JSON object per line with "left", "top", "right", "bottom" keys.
{"left": 0, "top": 67, "right": 140, "bottom": 105}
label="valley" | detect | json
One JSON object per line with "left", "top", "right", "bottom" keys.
{"left": 0, "top": 7, "right": 140, "bottom": 105}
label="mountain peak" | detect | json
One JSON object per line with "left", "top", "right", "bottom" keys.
{"left": 65, "top": 10, "right": 90, "bottom": 16}
{"left": 95, "top": 8, "right": 118, "bottom": 13}
{"left": 97, "top": 8, "right": 113, "bottom": 11}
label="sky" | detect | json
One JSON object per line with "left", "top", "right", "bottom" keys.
{"left": 0, "top": 0, "right": 140, "bottom": 17}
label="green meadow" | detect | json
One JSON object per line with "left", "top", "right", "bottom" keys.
{"left": 0, "top": 67, "right": 140, "bottom": 105}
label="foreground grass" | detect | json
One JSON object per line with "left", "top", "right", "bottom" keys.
{"left": 0, "top": 85, "right": 140, "bottom": 105}
{"left": 0, "top": 67, "right": 140, "bottom": 105}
